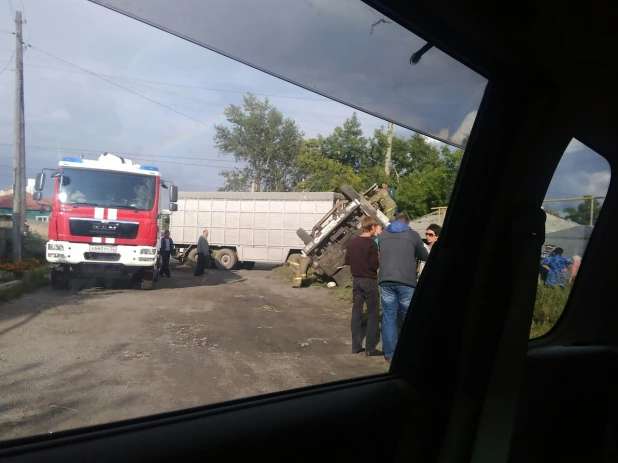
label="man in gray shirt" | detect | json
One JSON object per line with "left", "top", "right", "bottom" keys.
{"left": 194, "top": 229, "right": 209, "bottom": 276}
{"left": 378, "top": 212, "right": 429, "bottom": 362}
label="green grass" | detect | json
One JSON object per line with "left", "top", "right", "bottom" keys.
{"left": 530, "top": 283, "right": 572, "bottom": 338}
{"left": 0, "top": 267, "right": 50, "bottom": 304}
{"left": 274, "top": 265, "right": 571, "bottom": 338}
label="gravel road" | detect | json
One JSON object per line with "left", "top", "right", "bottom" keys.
{"left": 0, "top": 264, "right": 387, "bottom": 441}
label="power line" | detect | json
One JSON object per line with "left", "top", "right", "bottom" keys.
{"left": 0, "top": 50, "right": 13, "bottom": 76}
{"left": 12, "top": 51, "right": 329, "bottom": 102}
{"left": 0, "top": 142, "right": 240, "bottom": 163}
{"left": 6, "top": 0, "right": 14, "bottom": 18}
{"left": 27, "top": 44, "right": 215, "bottom": 128}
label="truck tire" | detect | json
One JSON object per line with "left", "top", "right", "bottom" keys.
{"left": 243, "top": 261, "right": 255, "bottom": 270}
{"left": 51, "top": 270, "right": 69, "bottom": 290}
{"left": 340, "top": 184, "right": 362, "bottom": 202}
{"left": 187, "top": 248, "right": 198, "bottom": 269}
{"left": 297, "top": 228, "right": 312, "bottom": 245}
{"left": 215, "top": 248, "right": 237, "bottom": 270}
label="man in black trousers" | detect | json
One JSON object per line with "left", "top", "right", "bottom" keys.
{"left": 345, "top": 216, "right": 383, "bottom": 357}
{"left": 194, "top": 229, "right": 210, "bottom": 277}
{"left": 159, "top": 230, "right": 174, "bottom": 278}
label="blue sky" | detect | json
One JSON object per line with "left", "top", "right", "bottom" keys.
{"left": 0, "top": 0, "right": 611, "bottom": 213}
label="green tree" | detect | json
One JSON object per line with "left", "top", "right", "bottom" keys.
{"left": 214, "top": 94, "right": 304, "bottom": 192}
{"left": 563, "top": 199, "right": 602, "bottom": 225}
{"left": 321, "top": 113, "right": 371, "bottom": 170}
{"left": 294, "top": 139, "right": 364, "bottom": 192}
{"left": 217, "top": 168, "right": 252, "bottom": 192}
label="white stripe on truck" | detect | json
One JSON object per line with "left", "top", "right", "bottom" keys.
{"left": 94, "top": 207, "right": 104, "bottom": 219}
{"left": 107, "top": 208, "right": 117, "bottom": 220}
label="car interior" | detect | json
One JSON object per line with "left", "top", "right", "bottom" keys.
{"left": 1, "top": 0, "right": 616, "bottom": 462}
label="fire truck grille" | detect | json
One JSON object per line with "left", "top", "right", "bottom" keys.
{"left": 69, "top": 219, "right": 139, "bottom": 239}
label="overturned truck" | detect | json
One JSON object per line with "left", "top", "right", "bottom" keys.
{"left": 296, "top": 185, "right": 391, "bottom": 288}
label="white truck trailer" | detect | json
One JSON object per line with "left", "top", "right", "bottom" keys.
{"left": 169, "top": 191, "right": 342, "bottom": 269}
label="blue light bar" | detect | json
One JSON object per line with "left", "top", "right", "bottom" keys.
{"left": 60, "top": 157, "right": 84, "bottom": 163}
{"left": 139, "top": 165, "right": 159, "bottom": 172}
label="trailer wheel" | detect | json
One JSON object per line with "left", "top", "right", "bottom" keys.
{"left": 215, "top": 249, "right": 237, "bottom": 270}
{"left": 186, "top": 248, "right": 198, "bottom": 269}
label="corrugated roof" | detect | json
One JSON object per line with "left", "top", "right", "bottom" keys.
{"left": 408, "top": 209, "right": 593, "bottom": 237}
{"left": 0, "top": 192, "right": 52, "bottom": 211}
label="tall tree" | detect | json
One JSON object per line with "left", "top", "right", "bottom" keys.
{"left": 321, "top": 113, "right": 371, "bottom": 170}
{"left": 563, "top": 199, "right": 602, "bottom": 225}
{"left": 214, "top": 94, "right": 304, "bottom": 191}
{"left": 294, "top": 139, "right": 364, "bottom": 192}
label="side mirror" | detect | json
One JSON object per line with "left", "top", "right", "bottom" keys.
{"left": 33, "top": 191, "right": 43, "bottom": 201}
{"left": 169, "top": 203, "right": 178, "bottom": 212}
{"left": 35, "top": 172, "right": 45, "bottom": 191}
{"left": 169, "top": 185, "right": 178, "bottom": 203}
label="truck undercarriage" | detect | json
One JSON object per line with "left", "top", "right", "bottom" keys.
{"left": 296, "top": 185, "right": 391, "bottom": 288}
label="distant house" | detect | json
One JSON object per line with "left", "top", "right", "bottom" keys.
{"left": 0, "top": 191, "right": 52, "bottom": 223}
{"left": 408, "top": 209, "right": 593, "bottom": 259}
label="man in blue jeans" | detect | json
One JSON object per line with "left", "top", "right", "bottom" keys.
{"left": 378, "top": 212, "right": 429, "bottom": 362}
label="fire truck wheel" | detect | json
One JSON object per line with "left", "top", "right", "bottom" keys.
{"left": 140, "top": 279, "right": 153, "bottom": 290}
{"left": 51, "top": 270, "right": 69, "bottom": 290}
{"left": 187, "top": 248, "right": 198, "bottom": 269}
{"left": 215, "top": 248, "right": 237, "bottom": 270}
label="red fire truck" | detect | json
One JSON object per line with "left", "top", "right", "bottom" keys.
{"left": 33, "top": 153, "right": 178, "bottom": 290}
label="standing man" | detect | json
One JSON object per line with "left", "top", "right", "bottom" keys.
{"left": 419, "top": 223, "right": 441, "bottom": 275}
{"left": 378, "top": 212, "right": 429, "bottom": 363}
{"left": 194, "top": 229, "right": 210, "bottom": 277}
{"left": 345, "top": 216, "right": 383, "bottom": 356}
{"left": 382, "top": 182, "right": 398, "bottom": 215}
{"left": 369, "top": 183, "right": 397, "bottom": 220}
{"left": 159, "top": 230, "right": 174, "bottom": 278}
{"left": 287, "top": 252, "right": 311, "bottom": 288}
{"left": 541, "top": 246, "right": 573, "bottom": 287}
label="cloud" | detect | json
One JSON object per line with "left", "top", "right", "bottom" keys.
{"left": 450, "top": 111, "right": 476, "bottom": 145}
{"left": 89, "top": 0, "right": 488, "bottom": 143}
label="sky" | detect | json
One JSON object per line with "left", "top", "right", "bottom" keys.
{"left": 0, "top": 0, "right": 611, "bottom": 213}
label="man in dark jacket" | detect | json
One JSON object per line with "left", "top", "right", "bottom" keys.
{"left": 345, "top": 216, "right": 383, "bottom": 356}
{"left": 378, "top": 212, "right": 429, "bottom": 362}
{"left": 194, "top": 229, "right": 210, "bottom": 277}
{"left": 159, "top": 230, "right": 174, "bottom": 278}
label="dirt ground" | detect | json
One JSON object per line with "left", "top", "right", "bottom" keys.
{"left": 0, "top": 263, "right": 388, "bottom": 441}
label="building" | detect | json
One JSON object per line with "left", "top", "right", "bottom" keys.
{"left": 0, "top": 190, "right": 52, "bottom": 223}
{"left": 409, "top": 209, "right": 593, "bottom": 259}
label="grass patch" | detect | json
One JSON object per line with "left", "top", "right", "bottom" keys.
{"left": 0, "top": 267, "right": 50, "bottom": 304}
{"left": 273, "top": 266, "right": 572, "bottom": 338}
{"left": 530, "top": 283, "right": 572, "bottom": 338}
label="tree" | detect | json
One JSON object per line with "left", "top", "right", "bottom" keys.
{"left": 563, "top": 199, "right": 602, "bottom": 225}
{"left": 217, "top": 168, "right": 252, "bottom": 192}
{"left": 321, "top": 113, "right": 371, "bottom": 170}
{"left": 214, "top": 94, "right": 304, "bottom": 191}
{"left": 294, "top": 139, "right": 364, "bottom": 192}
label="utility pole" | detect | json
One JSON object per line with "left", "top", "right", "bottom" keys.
{"left": 385, "top": 121, "right": 393, "bottom": 176}
{"left": 12, "top": 10, "right": 25, "bottom": 263}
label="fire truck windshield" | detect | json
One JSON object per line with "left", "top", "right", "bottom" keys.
{"left": 57, "top": 167, "right": 157, "bottom": 211}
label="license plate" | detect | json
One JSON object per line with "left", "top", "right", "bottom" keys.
{"left": 89, "top": 245, "right": 118, "bottom": 253}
